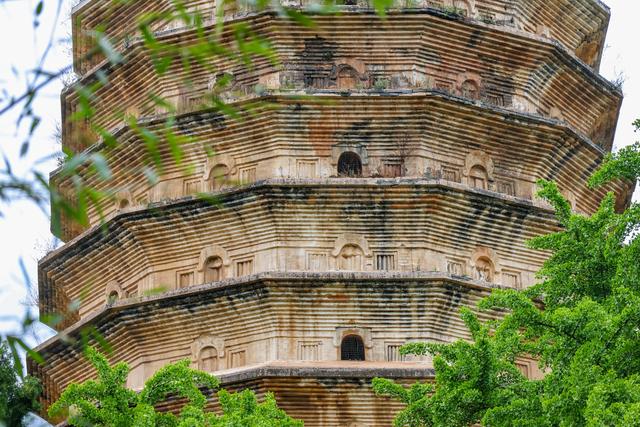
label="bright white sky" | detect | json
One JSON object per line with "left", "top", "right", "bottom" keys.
{"left": 0, "top": 0, "right": 639, "bottom": 372}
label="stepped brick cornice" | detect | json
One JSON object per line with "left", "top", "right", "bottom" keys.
{"left": 52, "top": 94, "right": 633, "bottom": 241}
{"left": 40, "top": 179, "right": 559, "bottom": 326}
{"left": 32, "top": 272, "right": 533, "bottom": 416}
{"left": 70, "top": 1, "right": 611, "bottom": 75}
{"left": 62, "top": 12, "right": 621, "bottom": 154}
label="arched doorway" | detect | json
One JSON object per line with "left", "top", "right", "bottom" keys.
{"left": 461, "top": 79, "right": 479, "bottom": 99}
{"left": 475, "top": 257, "right": 494, "bottom": 282}
{"left": 337, "top": 152, "right": 363, "bottom": 177}
{"left": 341, "top": 335, "right": 365, "bottom": 361}
{"left": 336, "top": 65, "right": 359, "bottom": 89}
{"left": 337, "top": 244, "right": 364, "bottom": 270}
{"left": 107, "top": 291, "right": 119, "bottom": 304}
{"left": 209, "top": 164, "right": 229, "bottom": 191}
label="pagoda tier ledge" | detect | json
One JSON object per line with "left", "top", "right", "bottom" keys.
{"left": 31, "top": 272, "right": 541, "bottom": 417}
{"left": 43, "top": 177, "right": 558, "bottom": 266}
{"left": 162, "top": 362, "right": 429, "bottom": 426}
{"left": 68, "top": 9, "right": 616, "bottom": 90}
{"left": 52, "top": 91, "right": 635, "bottom": 241}
{"left": 38, "top": 179, "right": 592, "bottom": 325}
{"left": 201, "top": 361, "right": 435, "bottom": 384}
{"left": 71, "top": 0, "right": 611, "bottom": 21}
{"left": 35, "top": 270, "right": 509, "bottom": 354}
{"left": 36, "top": 360, "right": 437, "bottom": 424}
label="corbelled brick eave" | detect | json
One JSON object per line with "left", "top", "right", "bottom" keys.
{"left": 50, "top": 92, "right": 633, "bottom": 241}
{"left": 34, "top": 271, "right": 505, "bottom": 356}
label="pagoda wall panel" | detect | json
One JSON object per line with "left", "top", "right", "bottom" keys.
{"left": 33, "top": 0, "right": 629, "bottom": 423}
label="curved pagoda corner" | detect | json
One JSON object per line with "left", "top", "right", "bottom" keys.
{"left": 33, "top": 0, "right": 632, "bottom": 425}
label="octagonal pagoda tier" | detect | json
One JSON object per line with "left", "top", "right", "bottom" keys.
{"left": 31, "top": 272, "right": 543, "bottom": 423}
{"left": 53, "top": 94, "right": 632, "bottom": 241}
{"left": 62, "top": 11, "right": 621, "bottom": 154}
{"left": 41, "top": 180, "right": 560, "bottom": 328}
{"left": 71, "top": 0, "right": 611, "bottom": 75}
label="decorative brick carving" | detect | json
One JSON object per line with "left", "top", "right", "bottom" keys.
{"left": 105, "top": 280, "right": 125, "bottom": 304}
{"left": 470, "top": 246, "right": 501, "bottom": 283}
{"left": 464, "top": 150, "right": 495, "bottom": 190}
{"left": 190, "top": 334, "right": 225, "bottom": 365}
{"left": 197, "top": 245, "right": 231, "bottom": 283}
{"left": 115, "top": 190, "right": 133, "bottom": 211}
{"left": 203, "top": 154, "right": 236, "bottom": 191}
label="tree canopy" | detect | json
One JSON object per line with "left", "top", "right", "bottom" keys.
{"left": 48, "top": 347, "right": 302, "bottom": 427}
{"left": 0, "top": 342, "right": 41, "bottom": 427}
{"left": 374, "top": 122, "right": 640, "bottom": 426}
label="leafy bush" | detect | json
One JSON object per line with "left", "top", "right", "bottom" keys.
{"left": 0, "top": 342, "right": 41, "bottom": 427}
{"left": 49, "top": 347, "right": 302, "bottom": 427}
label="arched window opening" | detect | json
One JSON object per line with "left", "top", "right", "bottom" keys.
{"left": 338, "top": 244, "right": 364, "bottom": 270}
{"left": 119, "top": 199, "right": 130, "bottom": 210}
{"left": 461, "top": 79, "right": 479, "bottom": 100}
{"left": 469, "top": 165, "right": 488, "bottom": 190}
{"left": 336, "top": 65, "right": 359, "bottom": 89}
{"left": 341, "top": 335, "right": 365, "bottom": 361}
{"left": 337, "top": 152, "right": 362, "bottom": 177}
{"left": 107, "top": 291, "right": 119, "bottom": 304}
{"left": 210, "top": 164, "right": 229, "bottom": 191}
{"left": 475, "top": 257, "right": 494, "bottom": 282}
{"left": 204, "top": 256, "right": 224, "bottom": 282}
{"left": 198, "top": 346, "right": 219, "bottom": 372}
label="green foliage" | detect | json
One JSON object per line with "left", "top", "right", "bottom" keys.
{"left": 376, "top": 132, "right": 640, "bottom": 425}
{"left": 371, "top": 379, "right": 433, "bottom": 427}
{"left": 49, "top": 347, "right": 301, "bottom": 426}
{"left": 440, "top": 6, "right": 466, "bottom": 18}
{"left": 589, "top": 142, "right": 640, "bottom": 188}
{"left": 373, "top": 78, "right": 390, "bottom": 90}
{"left": 0, "top": 342, "right": 42, "bottom": 427}
{"left": 589, "top": 120, "right": 640, "bottom": 188}
{"left": 210, "top": 390, "right": 303, "bottom": 426}
{"left": 374, "top": 309, "right": 528, "bottom": 427}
